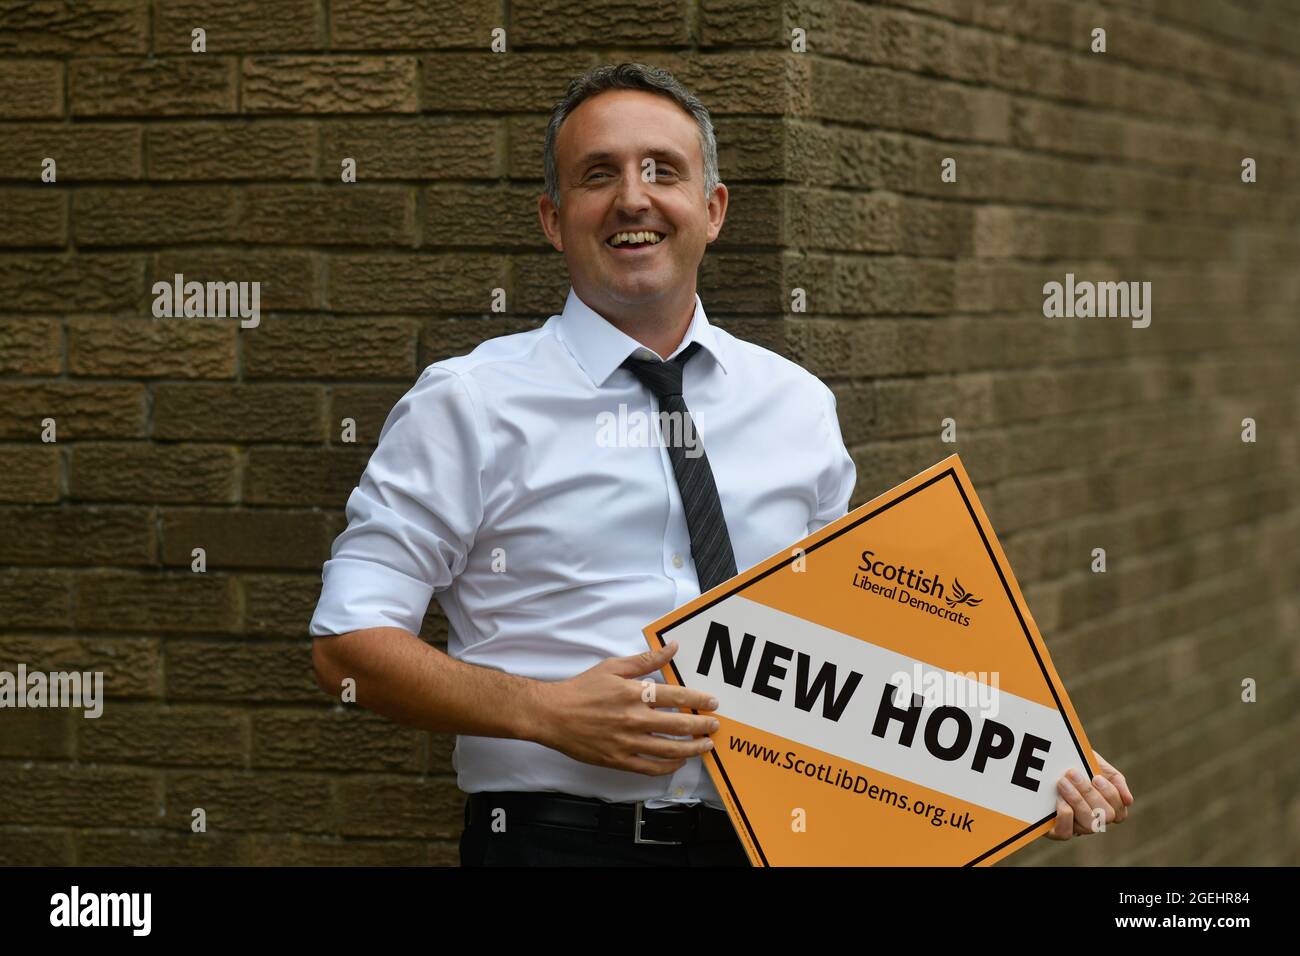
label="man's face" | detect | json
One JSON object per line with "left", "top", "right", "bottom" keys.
{"left": 539, "top": 89, "right": 728, "bottom": 318}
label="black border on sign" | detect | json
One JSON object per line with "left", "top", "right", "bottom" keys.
{"left": 653, "top": 466, "right": 1096, "bottom": 867}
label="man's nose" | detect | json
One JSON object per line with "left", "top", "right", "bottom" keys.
{"left": 614, "top": 164, "right": 653, "bottom": 210}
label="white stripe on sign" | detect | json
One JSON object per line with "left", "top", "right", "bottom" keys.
{"left": 661, "top": 595, "right": 1079, "bottom": 823}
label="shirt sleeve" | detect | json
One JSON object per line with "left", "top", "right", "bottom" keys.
{"left": 808, "top": 382, "right": 856, "bottom": 534}
{"left": 309, "top": 365, "right": 491, "bottom": 638}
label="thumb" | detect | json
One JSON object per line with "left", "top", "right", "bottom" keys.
{"left": 606, "top": 640, "right": 678, "bottom": 679}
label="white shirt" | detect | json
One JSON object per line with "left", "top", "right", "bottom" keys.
{"left": 309, "top": 287, "right": 856, "bottom": 809}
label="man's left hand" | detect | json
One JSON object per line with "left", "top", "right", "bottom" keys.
{"left": 1047, "top": 750, "right": 1134, "bottom": 840}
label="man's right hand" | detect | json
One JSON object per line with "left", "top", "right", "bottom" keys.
{"left": 527, "top": 641, "right": 721, "bottom": 776}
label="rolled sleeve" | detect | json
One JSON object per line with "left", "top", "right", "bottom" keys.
{"left": 808, "top": 382, "right": 856, "bottom": 533}
{"left": 309, "top": 365, "right": 490, "bottom": 637}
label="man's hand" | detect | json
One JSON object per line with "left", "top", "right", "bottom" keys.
{"left": 1047, "top": 750, "right": 1134, "bottom": 840}
{"left": 526, "top": 640, "right": 720, "bottom": 776}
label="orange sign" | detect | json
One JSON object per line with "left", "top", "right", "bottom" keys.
{"left": 643, "top": 454, "right": 1096, "bottom": 866}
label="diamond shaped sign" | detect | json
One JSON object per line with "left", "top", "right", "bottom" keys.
{"left": 643, "top": 454, "right": 1097, "bottom": 866}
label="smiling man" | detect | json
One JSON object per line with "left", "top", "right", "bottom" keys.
{"left": 308, "top": 62, "right": 1130, "bottom": 867}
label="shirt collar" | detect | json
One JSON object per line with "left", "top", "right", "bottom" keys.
{"left": 556, "top": 286, "right": 728, "bottom": 388}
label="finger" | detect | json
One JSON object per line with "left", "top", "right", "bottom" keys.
{"left": 640, "top": 711, "right": 720, "bottom": 738}
{"left": 1057, "top": 773, "right": 1107, "bottom": 834}
{"left": 639, "top": 680, "right": 719, "bottom": 713}
{"left": 1092, "top": 774, "right": 1128, "bottom": 823}
{"left": 629, "top": 733, "right": 715, "bottom": 761}
{"left": 608, "top": 641, "right": 678, "bottom": 679}
{"left": 619, "top": 754, "right": 688, "bottom": 776}
{"left": 1045, "top": 798, "right": 1073, "bottom": 840}
{"left": 1093, "top": 752, "right": 1135, "bottom": 806}
{"left": 1066, "top": 769, "right": 1115, "bottom": 831}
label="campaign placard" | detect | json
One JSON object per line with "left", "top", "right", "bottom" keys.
{"left": 643, "top": 454, "right": 1097, "bottom": 866}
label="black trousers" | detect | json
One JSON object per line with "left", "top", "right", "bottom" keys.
{"left": 458, "top": 797, "right": 752, "bottom": 867}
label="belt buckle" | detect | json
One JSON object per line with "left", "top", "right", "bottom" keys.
{"left": 634, "top": 801, "right": 684, "bottom": 845}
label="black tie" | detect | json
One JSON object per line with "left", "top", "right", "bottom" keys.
{"left": 621, "top": 341, "right": 738, "bottom": 592}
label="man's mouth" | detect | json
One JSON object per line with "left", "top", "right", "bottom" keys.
{"left": 605, "top": 230, "right": 666, "bottom": 249}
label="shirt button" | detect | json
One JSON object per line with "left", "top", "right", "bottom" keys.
{"left": 674, "top": 787, "right": 685, "bottom": 797}
{"left": 672, "top": 554, "right": 684, "bottom": 569}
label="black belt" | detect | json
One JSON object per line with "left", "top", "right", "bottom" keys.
{"left": 465, "top": 790, "right": 738, "bottom": 846}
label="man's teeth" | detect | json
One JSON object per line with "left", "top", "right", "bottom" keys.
{"left": 608, "top": 231, "right": 664, "bottom": 247}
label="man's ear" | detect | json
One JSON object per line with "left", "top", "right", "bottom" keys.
{"left": 705, "top": 183, "right": 729, "bottom": 243}
{"left": 538, "top": 193, "right": 564, "bottom": 252}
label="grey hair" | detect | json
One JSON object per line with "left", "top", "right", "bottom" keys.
{"left": 543, "top": 62, "right": 720, "bottom": 209}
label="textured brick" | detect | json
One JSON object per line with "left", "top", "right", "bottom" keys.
{"left": 0, "top": 319, "right": 61, "bottom": 374}
{"left": 0, "top": 766, "right": 160, "bottom": 827}
{"left": 0, "top": 635, "right": 160, "bottom": 697}
{"left": 0, "top": 382, "right": 145, "bottom": 439}
{"left": 419, "top": 317, "right": 543, "bottom": 364}
{"left": 513, "top": 0, "right": 689, "bottom": 45}
{"left": 165, "top": 641, "right": 319, "bottom": 702}
{"left": 153, "top": 383, "right": 326, "bottom": 442}
{"left": 242, "top": 317, "right": 417, "bottom": 380}
{"left": 68, "top": 318, "right": 236, "bottom": 379}
{"left": 320, "top": 117, "right": 498, "bottom": 179}
{"left": 0, "top": 569, "right": 73, "bottom": 628}
{"left": 244, "top": 447, "right": 372, "bottom": 506}
{"left": 70, "top": 57, "right": 238, "bottom": 116}
{"left": 155, "top": 0, "right": 323, "bottom": 52}
{"left": 337, "top": 775, "right": 462, "bottom": 838}
{"left": 0, "top": 254, "right": 142, "bottom": 312}
{"left": 245, "top": 834, "right": 426, "bottom": 866}
{"left": 75, "top": 573, "right": 239, "bottom": 635}
{"left": 0, "top": 0, "right": 147, "bottom": 54}
{"left": 0, "top": 506, "right": 153, "bottom": 566}
{"left": 0, "top": 445, "right": 60, "bottom": 502}
{"left": 504, "top": 113, "right": 553, "bottom": 180}
{"left": 422, "top": 53, "right": 599, "bottom": 111}
{"left": 424, "top": 184, "right": 544, "bottom": 247}
{"left": 327, "top": 254, "right": 506, "bottom": 312}
{"left": 251, "top": 709, "right": 425, "bottom": 771}
{"left": 0, "top": 708, "right": 71, "bottom": 759}
{"left": 147, "top": 120, "right": 318, "bottom": 180}
{"left": 0, "top": 60, "right": 62, "bottom": 118}
{"left": 243, "top": 56, "right": 417, "bottom": 113}
{"left": 161, "top": 508, "right": 332, "bottom": 569}
{"left": 240, "top": 185, "right": 416, "bottom": 246}
{"left": 78, "top": 830, "right": 244, "bottom": 866}
{"left": 0, "top": 124, "right": 142, "bottom": 181}
{"left": 511, "top": 252, "right": 575, "bottom": 313}
{"left": 80, "top": 703, "right": 247, "bottom": 767}
{"left": 240, "top": 574, "right": 322, "bottom": 637}
{"left": 74, "top": 187, "right": 236, "bottom": 246}
{"left": 328, "top": 384, "right": 408, "bottom": 444}
{"left": 153, "top": 250, "right": 320, "bottom": 311}
{"left": 331, "top": 0, "right": 494, "bottom": 48}
{"left": 69, "top": 443, "right": 238, "bottom": 503}
{"left": 0, "top": 190, "right": 67, "bottom": 246}
{"left": 163, "top": 769, "right": 332, "bottom": 832}
{"left": 0, "top": 829, "right": 75, "bottom": 866}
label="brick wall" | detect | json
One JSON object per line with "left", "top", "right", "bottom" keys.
{"left": 0, "top": 0, "right": 1296, "bottom": 866}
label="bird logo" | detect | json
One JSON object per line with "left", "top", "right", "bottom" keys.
{"left": 945, "top": 578, "right": 982, "bottom": 608}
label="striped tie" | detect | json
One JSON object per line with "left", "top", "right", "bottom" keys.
{"left": 621, "top": 341, "right": 738, "bottom": 592}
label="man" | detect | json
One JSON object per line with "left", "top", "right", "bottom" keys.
{"left": 309, "top": 63, "right": 1132, "bottom": 866}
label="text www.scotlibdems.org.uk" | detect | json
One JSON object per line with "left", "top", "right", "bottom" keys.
{"left": 726, "top": 735, "right": 974, "bottom": 832}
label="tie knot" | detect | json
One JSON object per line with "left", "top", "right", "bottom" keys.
{"left": 621, "top": 340, "right": 702, "bottom": 399}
